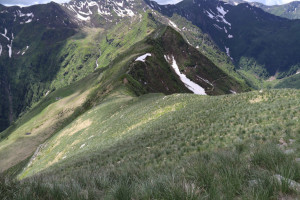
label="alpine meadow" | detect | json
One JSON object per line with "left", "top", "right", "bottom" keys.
{"left": 0, "top": 0, "right": 300, "bottom": 199}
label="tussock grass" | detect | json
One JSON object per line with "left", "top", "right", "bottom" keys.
{"left": 0, "top": 89, "right": 298, "bottom": 199}
{"left": 2, "top": 141, "right": 300, "bottom": 199}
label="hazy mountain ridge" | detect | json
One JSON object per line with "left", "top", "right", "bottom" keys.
{"left": 224, "top": 0, "right": 300, "bottom": 19}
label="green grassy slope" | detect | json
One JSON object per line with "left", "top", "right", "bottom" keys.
{"left": 1, "top": 29, "right": 299, "bottom": 198}
{"left": 0, "top": 9, "right": 156, "bottom": 132}
{"left": 274, "top": 73, "right": 300, "bottom": 89}
{"left": 20, "top": 89, "right": 300, "bottom": 178}
{"left": 0, "top": 24, "right": 251, "bottom": 173}
{"left": 51, "top": 12, "right": 157, "bottom": 89}
{"left": 237, "top": 69, "right": 300, "bottom": 90}
{"left": 4, "top": 89, "right": 297, "bottom": 199}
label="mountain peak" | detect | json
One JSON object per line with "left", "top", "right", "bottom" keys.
{"left": 62, "top": 0, "right": 147, "bottom": 26}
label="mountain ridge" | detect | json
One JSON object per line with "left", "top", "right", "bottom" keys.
{"left": 146, "top": 0, "right": 300, "bottom": 77}
{"left": 0, "top": 1, "right": 300, "bottom": 199}
{"left": 0, "top": 0, "right": 251, "bottom": 132}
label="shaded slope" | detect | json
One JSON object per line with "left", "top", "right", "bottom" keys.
{"left": 126, "top": 26, "right": 250, "bottom": 95}
{"left": 146, "top": 0, "right": 300, "bottom": 78}
{"left": 0, "top": 2, "right": 77, "bottom": 131}
{"left": 0, "top": 2, "right": 157, "bottom": 132}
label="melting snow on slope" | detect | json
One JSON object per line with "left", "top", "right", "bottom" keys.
{"left": 1, "top": 28, "right": 10, "bottom": 41}
{"left": 165, "top": 55, "right": 206, "bottom": 95}
{"left": 45, "top": 90, "right": 50, "bottom": 96}
{"left": 169, "top": 20, "right": 178, "bottom": 29}
{"left": 7, "top": 33, "right": 14, "bottom": 58}
{"left": 296, "top": 70, "right": 300, "bottom": 75}
{"left": 16, "top": 10, "right": 34, "bottom": 24}
{"left": 16, "top": 10, "right": 34, "bottom": 18}
{"left": 230, "top": 90, "right": 237, "bottom": 94}
{"left": 206, "top": 6, "right": 231, "bottom": 27}
{"left": 66, "top": 0, "right": 135, "bottom": 21}
{"left": 225, "top": 46, "right": 233, "bottom": 59}
{"left": 24, "top": 19, "right": 33, "bottom": 23}
{"left": 22, "top": 46, "right": 29, "bottom": 55}
{"left": 135, "top": 53, "right": 151, "bottom": 62}
{"left": 7, "top": 43, "right": 12, "bottom": 58}
{"left": 0, "top": 44, "right": 2, "bottom": 56}
{"left": 206, "top": 10, "right": 215, "bottom": 19}
{"left": 76, "top": 13, "right": 90, "bottom": 21}
{"left": 217, "top": 6, "right": 228, "bottom": 16}
{"left": 95, "top": 49, "right": 101, "bottom": 70}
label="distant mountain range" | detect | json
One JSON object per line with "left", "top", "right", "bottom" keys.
{"left": 225, "top": 0, "right": 300, "bottom": 19}
{"left": 244, "top": 0, "right": 296, "bottom": 6}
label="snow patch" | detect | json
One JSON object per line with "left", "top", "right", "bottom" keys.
{"left": 217, "top": 6, "right": 228, "bottom": 16}
{"left": 22, "top": 46, "right": 29, "bottom": 55}
{"left": 7, "top": 41, "right": 13, "bottom": 58}
{"left": 169, "top": 20, "right": 178, "bottom": 29}
{"left": 80, "top": 144, "right": 86, "bottom": 149}
{"left": 0, "top": 44, "right": 2, "bottom": 56}
{"left": 25, "top": 18, "right": 33, "bottom": 23}
{"left": 1, "top": 28, "right": 10, "bottom": 41}
{"left": 76, "top": 13, "right": 90, "bottom": 21}
{"left": 45, "top": 90, "right": 50, "bottom": 96}
{"left": 16, "top": 10, "right": 34, "bottom": 24}
{"left": 136, "top": 53, "right": 151, "bottom": 62}
{"left": 165, "top": 55, "right": 206, "bottom": 95}
{"left": 206, "top": 7, "right": 231, "bottom": 27}
{"left": 225, "top": 46, "right": 232, "bottom": 59}
{"left": 95, "top": 49, "right": 101, "bottom": 70}
{"left": 206, "top": 10, "right": 215, "bottom": 19}
{"left": 7, "top": 44, "right": 12, "bottom": 58}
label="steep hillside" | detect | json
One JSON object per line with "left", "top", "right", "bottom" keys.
{"left": 0, "top": 0, "right": 252, "bottom": 132}
{"left": 274, "top": 73, "right": 300, "bottom": 89}
{"left": 0, "top": 1, "right": 299, "bottom": 199}
{"left": 0, "top": 0, "right": 154, "bottom": 132}
{"left": 0, "top": 2, "right": 77, "bottom": 132}
{"left": 146, "top": 0, "right": 300, "bottom": 79}
{"left": 4, "top": 89, "right": 299, "bottom": 199}
{"left": 0, "top": 25, "right": 249, "bottom": 173}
